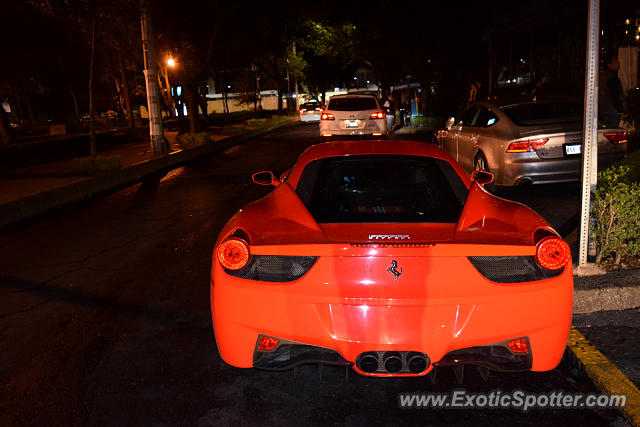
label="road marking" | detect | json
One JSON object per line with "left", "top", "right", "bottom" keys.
{"left": 568, "top": 327, "right": 640, "bottom": 425}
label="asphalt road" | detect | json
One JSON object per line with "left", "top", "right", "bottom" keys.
{"left": 0, "top": 124, "right": 624, "bottom": 426}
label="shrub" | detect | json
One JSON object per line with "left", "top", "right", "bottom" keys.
{"left": 247, "top": 118, "right": 268, "bottom": 127}
{"left": 592, "top": 150, "right": 640, "bottom": 265}
{"left": 179, "top": 131, "right": 210, "bottom": 145}
{"left": 410, "top": 116, "right": 440, "bottom": 129}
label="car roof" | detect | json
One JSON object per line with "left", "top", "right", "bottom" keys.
{"left": 328, "top": 94, "right": 377, "bottom": 99}
{"left": 472, "top": 97, "right": 580, "bottom": 110}
{"left": 286, "top": 140, "right": 469, "bottom": 188}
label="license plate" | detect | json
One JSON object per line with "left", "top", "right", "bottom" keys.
{"left": 564, "top": 143, "right": 581, "bottom": 156}
{"left": 345, "top": 120, "right": 359, "bottom": 128}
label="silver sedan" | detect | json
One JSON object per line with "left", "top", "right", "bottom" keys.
{"left": 437, "top": 100, "right": 628, "bottom": 189}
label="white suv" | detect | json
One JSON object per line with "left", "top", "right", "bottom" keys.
{"left": 319, "top": 94, "right": 388, "bottom": 138}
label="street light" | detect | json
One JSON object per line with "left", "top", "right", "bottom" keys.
{"left": 167, "top": 57, "right": 176, "bottom": 68}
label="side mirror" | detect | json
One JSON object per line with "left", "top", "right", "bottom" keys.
{"left": 471, "top": 170, "right": 494, "bottom": 185}
{"left": 445, "top": 117, "right": 455, "bottom": 130}
{"left": 252, "top": 171, "right": 280, "bottom": 186}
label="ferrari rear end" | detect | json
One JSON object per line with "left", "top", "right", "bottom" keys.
{"left": 210, "top": 141, "right": 573, "bottom": 378}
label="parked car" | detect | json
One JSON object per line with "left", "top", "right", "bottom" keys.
{"left": 436, "top": 100, "right": 628, "bottom": 190}
{"left": 210, "top": 140, "right": 573, "bottom": 378}
{"left": 299, "top": 101, "right": 324, "bottom": 123}
{"left": 319, "top": 94, "right": 387, "bottom": 138}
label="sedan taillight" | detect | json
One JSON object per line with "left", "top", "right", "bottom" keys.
{"left": 604, "top": 132, "right": 628, "bottom": 144}
{"left": 506, "top": 138, "right": 549, "bottom": 153}
{"left": 321, "top": 113, "right": 335, "bottom": 120}
{"left": 369, "top": 111, "right": 385, "bottom": 120}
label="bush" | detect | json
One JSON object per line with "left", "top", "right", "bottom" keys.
{"left": 179, "top": 131, "right": 210, "bottom": 145}
{"left": 246, "top": 118, "right": 268, "bottom": 127}
{"left": 410, "top": 116, "right": 440, "bottom": 129}
{"left": 592, "top": 150, "right": 640, "bottom": 265}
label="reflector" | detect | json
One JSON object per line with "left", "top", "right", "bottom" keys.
{"left": 258, "top": 335, "right": 280, "bottom": 351}
{"left": 507, "top": 338, "right": 529, "bottom": 353}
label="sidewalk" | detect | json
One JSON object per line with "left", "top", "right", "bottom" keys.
{"left": 0, "top": 117, "right": 298, "bottom": 229}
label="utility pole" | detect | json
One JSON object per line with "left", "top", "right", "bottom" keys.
{"left": 140, "top": 0, "right": 165, "bottom": 156}
{"left": 576, "top": 0, "right": 604, "bottom": 276}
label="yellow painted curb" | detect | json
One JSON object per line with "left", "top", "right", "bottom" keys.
{"left": 568, "top": 327, "right": 640, "bottom": 425}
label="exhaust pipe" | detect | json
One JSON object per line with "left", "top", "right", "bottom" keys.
{"left": 407, "top": 352, "right": 429, "bottom": 373}
{"left": 358, "top": 354, "right": 379, "bottom": 373}
{"left": 357, "top": 350, "right": 430, "bottom": 374}
{"left": 383, "top": 351, "right": 403, "bottom": 374}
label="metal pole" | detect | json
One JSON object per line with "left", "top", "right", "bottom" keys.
{"left": 577, "top": 0, "right": 601, "bottom": 274}
{"left": 140, "top": 0, "right": 165, "bottom": 156}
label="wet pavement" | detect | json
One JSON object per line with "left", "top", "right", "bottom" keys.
{"left": 0, "top": 124, "right": 634, "bottom": 426}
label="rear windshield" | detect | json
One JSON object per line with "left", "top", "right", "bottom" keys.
{"left": 301, "top": 102, "right": 322, "bottom": 109}
{"left": 327, "top": 97, "right": 378, "bottom": 111}
{"left": 501, "top": 102, "right": 582, "bottom": 126}
{"left": 295, "top": 155, "right": 468, "bottom": 223}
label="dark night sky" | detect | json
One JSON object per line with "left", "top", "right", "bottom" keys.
{"left": 2, "top": 0, "right": 639, "bottom": 120}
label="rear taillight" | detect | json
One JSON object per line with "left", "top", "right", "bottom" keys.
{"left": 321, "top": 113, "right": 335, "bottom": 120}
{"left": 535, "top": 236, "right": 570, "bottom": 270}
{"left": 217, "top": 237, "right": 250, "bottom": 270}
{"left": 506, "top": 138, "right": 549, "bottom": 153}
{"left": 369, "top": 111, "right": 385, "bottom": 120}
{"left": 604, "top": 132, "right": 628, "bottom": 144}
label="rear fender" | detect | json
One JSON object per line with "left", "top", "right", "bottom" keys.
{"left": 455, "top": 182, "right": 550, "bottom": 244}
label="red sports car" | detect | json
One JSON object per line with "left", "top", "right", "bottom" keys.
{"left": 210, "top": 140, "right": 573, "bottom": 379}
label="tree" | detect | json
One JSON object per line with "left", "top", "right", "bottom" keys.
{"left": 154, "top": 0, "right": 236, "bottom": 134}
{"left": 30, "top": 0, "right": 141, "bottom": 154}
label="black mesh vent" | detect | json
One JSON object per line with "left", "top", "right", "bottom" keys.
{"left": 224, "top": 256, "right": 318, "bottom": 282}
{"left": 467, "top": 256, "right": 563, "bottom": 283}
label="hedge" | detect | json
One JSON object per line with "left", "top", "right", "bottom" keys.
{"left": 592, "top": 149, "right": 640, "bottom": 265}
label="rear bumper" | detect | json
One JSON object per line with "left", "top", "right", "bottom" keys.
{"left": 211, "top": 256, "right": 572, "bottom": 375}
{"left": 500, "top": 148, "right": 627, "bottom": 186}
{"left": 319, "top": 120, "right": 387, "bottom": 136}
{"left": 300, "top": 113, "right": 320, "bottom": 122}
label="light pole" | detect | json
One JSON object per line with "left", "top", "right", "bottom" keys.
{"left": 160, "top": 56, "right": 177, "bottom": 117}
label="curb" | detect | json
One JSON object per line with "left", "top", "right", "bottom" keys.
{"left": 573, "top": 286, "right": 640, "bottom": 315}
{"left": 0, "top": 118, "right": 298, "bottom": 229}
{"left": 564, "top": 228, "right": 640, "bottom": 314}
{"left": 566, "top": 328, "right": 640, "bottom": 426}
